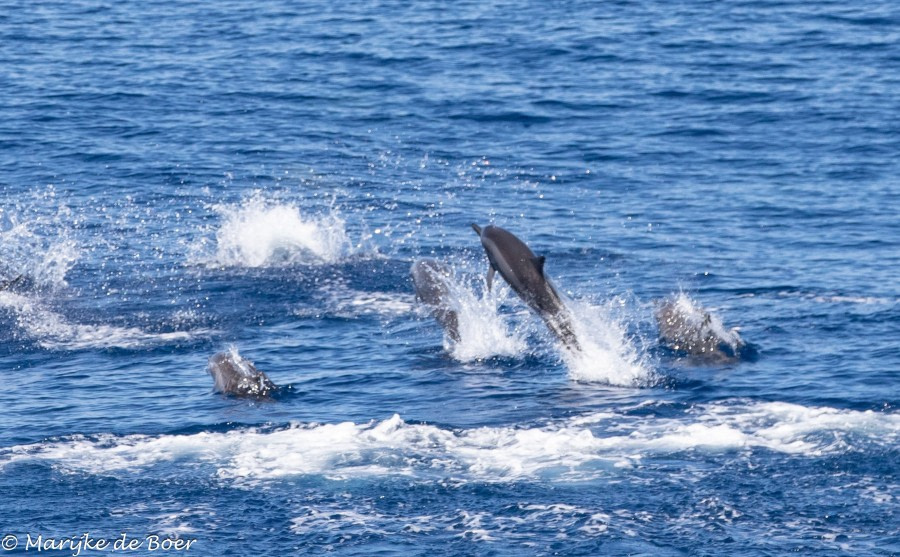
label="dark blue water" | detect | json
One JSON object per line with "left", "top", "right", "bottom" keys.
{"left": 1, "top": 1, "right": 898, "bottom": 555}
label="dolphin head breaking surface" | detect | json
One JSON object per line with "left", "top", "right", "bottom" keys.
{"left": 655, "top": 294, "right": 747, "bottom": 362}
{"left": 207, "top": 348, "right": 277, "bottom": 399}
{"left": 472, "top": 223, "right": 579, "bottom": 350}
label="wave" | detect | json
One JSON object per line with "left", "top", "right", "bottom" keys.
{"left": 739, "top": 289, "right": 898, "bottom": 305}
{"left": 3, "top": 401, "right": 894, "bottom": 483}
{"left": 190, "top": 193, "right": 351, "bottom": 268}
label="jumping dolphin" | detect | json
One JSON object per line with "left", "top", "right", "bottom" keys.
{"left": 207, "top": 348, "right": 277, "bottom": 398}
{"left": 471, "top": 224, "right": 580, "bottom": 350}
{"left": 655, "top": 294, "right": 746, "bottom": 361}
{"left": 410, "top": 258, "right": 461, "bottom": 342}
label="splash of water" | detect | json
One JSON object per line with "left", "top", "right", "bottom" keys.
{"left": 441, "top": 273, "right": 527, "bottom": 362}
{"left": 195, "top": 193, "right": 351, "bottom": 267}
{"left": 0, "top": 207, "right": 79, "bottom": 290}
{"left": 558, "top": 298, "right": 652, "bottom": 387}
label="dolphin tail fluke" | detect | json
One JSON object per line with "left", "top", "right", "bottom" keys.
{"left": 471, "top": 223, "right": 482, "bottom": 236}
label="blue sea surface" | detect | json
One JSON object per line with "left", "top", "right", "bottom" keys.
{"left": 1, "top": 0, "right": 898, "bottom": 555}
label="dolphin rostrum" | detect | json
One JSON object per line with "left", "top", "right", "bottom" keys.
{"left": 472, "top": 224, "right": 580, "bottom": 350}
{"left": 207, "top": 348, "right": 277, "bottom": 398}
{"left": 411, "top": 258, "right": 461, "bottom": 342}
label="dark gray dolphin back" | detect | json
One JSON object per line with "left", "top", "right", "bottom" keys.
{"left": 472, "top": 224, "right": 579, "bottom": 350}
{"left": 410, "top": 258, "right": 460, "bottom": 342}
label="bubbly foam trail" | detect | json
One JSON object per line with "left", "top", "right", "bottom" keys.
{"left": 559, "top": 298, "right": 652, "bottom": 386}
{"left": 0, "top": 291, "right": 212, "bottom": 350}
{"left": 194, "top": 193, "right": 351, "bottom": 268}
{"left": 3, "top": 401, "right": 895, "bottom": 483}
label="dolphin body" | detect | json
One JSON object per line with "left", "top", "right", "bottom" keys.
{"left": 207, "top": 349, "right": 277, "bottom": 398}
{"left": 410, "top": 258, "right": 461, "bottom": 342}
{"left": 655, "top": 296, "right": 746, "bottom": 362}
{"left": 471, "top": 224, "right": 579, "bottom": 350}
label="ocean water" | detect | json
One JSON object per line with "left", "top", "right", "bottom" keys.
{"left": 1, "top": 0, "right": 898, "bottom": 555}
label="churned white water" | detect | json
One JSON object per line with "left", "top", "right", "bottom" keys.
{"left": 445, "top": 275, "right": 528, "bottom": 362}
{"left": 194, "top": 193, "right": 351, "bottom": 267}
{"left": 4, "top": 401, "right": 894, "bottom": 483}
{"left": 560, "top": 297, "right": 652, "bottom": 386}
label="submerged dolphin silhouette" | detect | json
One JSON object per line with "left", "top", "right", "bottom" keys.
{"left": 472, "top": 224, "right": 579, "bottom": 350}
{"left": 207, "top": 349, "right": 277, "bottom": 398}
{"left": 410, "top": 258, "right": 461, "bottom": 342}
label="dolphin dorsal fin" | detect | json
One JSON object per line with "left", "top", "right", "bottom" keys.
{"left": 532, "top": 255, "right": 546, "bottom": 275}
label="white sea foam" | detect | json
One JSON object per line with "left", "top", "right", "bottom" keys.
{"left": 289, "top": 501, "right": 612, "bottom": 542}
{"left": 3, "top": 401, "right": 895, "bottom": 483}
{"left": 0, "top": 291, "right": 212, "bottom": 350}
{"left": 560, "top": 298, "right": 652, "bottom": 386}
{"left": 291, "top": 506, "right": 392, "bottom": 536}
{"left": 194, "top": 194, "right": 350, "bottom": 267}
{"left": 320, "top": 288, "right": 416, "bottom": 318}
